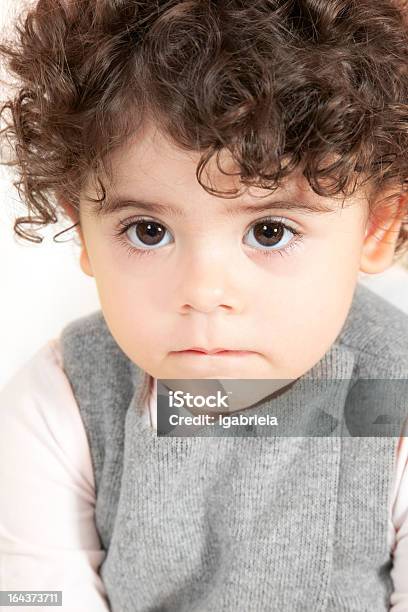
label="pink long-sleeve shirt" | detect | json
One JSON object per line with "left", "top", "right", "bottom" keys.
{"left": 1, "top": 338, "right": 408, "bottom": 611}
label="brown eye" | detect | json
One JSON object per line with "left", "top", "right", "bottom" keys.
{"left": 125, "top": 219, "right": 173, "bottom": 248}
{"left": 245, "top": 219, "right": 295, "bottom": 251}
{"left": 254, "top": 221, "right": 284, "bottom": 247}
{"left": 135, "top": 220, "right": 165, "bottom": 245}
{"left": 115, "top": 215, "right": 302, "bottom": 259}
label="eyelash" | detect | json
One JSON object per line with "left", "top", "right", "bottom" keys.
{"left": 112, "top": 216, "right": 305, "bottom": 260}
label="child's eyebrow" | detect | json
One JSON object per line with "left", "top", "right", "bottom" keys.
{"left": 89, "top": 195, "right": 335, "bottom": 218}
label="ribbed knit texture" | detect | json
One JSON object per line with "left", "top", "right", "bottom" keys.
{"left": 60, "top": 283, "right": 408, "bottom": 611}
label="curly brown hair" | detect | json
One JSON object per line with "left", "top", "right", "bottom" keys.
{"left": 1, "top": 0, "right": 408, "bottom": 259}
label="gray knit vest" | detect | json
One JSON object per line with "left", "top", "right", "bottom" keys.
{"left": 60, "top": 283, "right": 408, "bottom": 612}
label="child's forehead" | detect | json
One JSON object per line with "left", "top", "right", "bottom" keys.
{"left": 84, "top": 157, "right": 369, "bottom": 223}
{"left": 99, "top": 122, "right": 338, "bottom": 196}
{"left": 101, "top": 148, "right": 365, "bottom": 212}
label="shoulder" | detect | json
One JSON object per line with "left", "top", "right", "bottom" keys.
{"left": 60, "top": 308, "right": 125, "bottom": 354}
{"left": 0, "top": 337, "right": 95, "bottom": 494}
{"left": 336, "top": 282, "right": 408, "bottom": 376}
{"left": 60, "top": 308, "right": 105, "bottom": 337}
{"left": 59, "top": 310, "right": 143, "bottom": 409}
{"left": 60, "top": 308, "right": 110, "bottom": 351}
{"left": 59, "top": 308, "right": 131, "bottom": 378}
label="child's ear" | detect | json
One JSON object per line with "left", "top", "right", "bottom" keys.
{"left": 57, "top": 194, "right": 94, "bottom": 278}
{"left": 359, "top": 192, "right": 407, "bottom": 275}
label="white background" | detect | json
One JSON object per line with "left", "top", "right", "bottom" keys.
{"left": 1, "top": 0, "right": 408, "bottom": 389}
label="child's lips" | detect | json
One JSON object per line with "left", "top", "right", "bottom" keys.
{"left": 173, "top": 349, "right": 255, "bottom": 357}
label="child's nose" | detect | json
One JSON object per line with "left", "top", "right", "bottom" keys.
{"left": 177, "top": 263, "right": 242, "bottom": 315}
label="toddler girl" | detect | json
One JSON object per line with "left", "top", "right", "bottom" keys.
{"left": 1, "top": 0, "right": 408, "bottom": 610}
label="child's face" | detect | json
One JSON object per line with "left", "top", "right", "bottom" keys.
{"left": 72, "top": 122, "right": 399, "bottom": 381}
